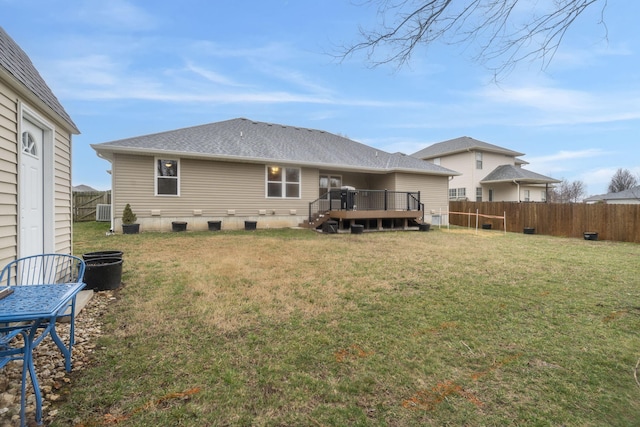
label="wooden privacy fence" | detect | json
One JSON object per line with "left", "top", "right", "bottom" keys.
{"left": 73, "top": 191, "right": 111, "bottom": 222}
{"left": 449, "top": 201, "right": 640, "bottom": 243}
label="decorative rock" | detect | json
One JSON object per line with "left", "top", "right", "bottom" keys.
{"left": 0, "top": 290, "right": 113, "bottom": 425}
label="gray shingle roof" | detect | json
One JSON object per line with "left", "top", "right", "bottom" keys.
{"left": 584, "top": 186, "right": 640, "bottom": 202}
{"left": 0, "top": 27, "right": 78, "bottom": 133}
{"left": 92, "top": 118, "right": 460, "bottom": 176}
{"left": 480, "top": 164, "right": 560, "bottom": 184}
{"left": 412, "top": 136, "right": 525, "bottom": 159}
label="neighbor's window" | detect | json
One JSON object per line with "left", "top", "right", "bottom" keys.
{"left": 541, "top": 190, "right": 547, "bottom": 202}
{"left": 433, "top": 157, "right": 441, "bottom": 166}
{"left": 476, "top": 152, "right": 483, "bottom": 169}
{"left": 157, "top": 159, "right": 179, "bottom": 196}
{"left": 449, "top": 188, "right": 466, "bottom": 200}
{"left": 267, "top": 166, "right": 300, "bottom": 198}
{"left": 524, "top": 190, "right": 530, "bottom": 202}
{"left": 476, "top": 187, "right": 483, "bottom": 202}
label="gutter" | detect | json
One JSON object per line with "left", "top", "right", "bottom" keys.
{"left": 513, "top": 180, "right": 521, "bottom": 202}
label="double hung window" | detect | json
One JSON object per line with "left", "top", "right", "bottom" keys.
{"left": 267, "top": 166, "right": 300, "bottom": 198}
{"left": 157, "top": 159, "right": 179, "bottom": 196}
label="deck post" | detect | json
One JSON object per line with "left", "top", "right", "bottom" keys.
{"left": 384, "top": 190, "right": 388, "bottom": 211}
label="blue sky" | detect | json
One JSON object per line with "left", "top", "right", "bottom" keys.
{"left": 3, "top": 0, "right": 639, "bottom": 196}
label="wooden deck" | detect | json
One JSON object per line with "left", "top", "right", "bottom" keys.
{"left": 322, "top": 210, "right": 424, "bottom": 231}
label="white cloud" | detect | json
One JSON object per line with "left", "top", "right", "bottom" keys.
{"left": 527, "top": 149, "right": 607, "bottom": 164}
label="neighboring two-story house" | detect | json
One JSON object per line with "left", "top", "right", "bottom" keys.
{"left": 412, "top": 136, "right": 560, "bottom": 202}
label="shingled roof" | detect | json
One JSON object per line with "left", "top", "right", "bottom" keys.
{"left": 480, "top": 164, "right": 560, "bottom": 184}
{"left": 0, "top": 27, "right": 78, "bottom": 133}
{"left": 412, "top": 136, "right": 524, "bottom": 159}
{"left": 92, "top": 118, "right": 459, "bottom": 176}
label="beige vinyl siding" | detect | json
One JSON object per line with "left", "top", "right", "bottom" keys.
{"left": 393, "top": 173, "right": 449, "bottom": 213}
{"left": 53, "top": 127, "right": 73, "bottom": 254}
{"left": 0, "top": 81, "right": 17, "bottom": 266}
{"left": 0, "top": 77, "right": 75, "bottom": 258}
{"left": 113, "top": 154, "right": 319, "bottom": 220}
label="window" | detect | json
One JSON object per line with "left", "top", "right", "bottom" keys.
{"left": 319, "top": 175, "right": 341, "bottom": 198}
{"left": 541, "top": 190, "right": 547, "bottom": 202}
{"left": 267, "top": 166, "right": 300, "bottom": 198}
{"left": 433, "top": 157, "right": 441, "bottom": 166}
{"left": 157, "top": 159, "right": 179, "bottom": 196}
{"left": 476, "top": 152, "right": 483, "bottom": 169}
{"left": 476, "top": 187, "right": 483, "bottom": 202}
{"left": 449, "top": 188, "right": 467, "bottom": 200}
{"left": 21, "top": 131, "right": 38, "bottom": 156}
{"left": 524, "top": 190, "right": 530, "bottom": 202}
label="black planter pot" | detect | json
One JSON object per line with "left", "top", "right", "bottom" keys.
{"left": 584, "top": 232, "right": 598, "bottom": 241}
{"left": 83, "top": 250, "right": 123, "bottom": 261}
{"left": 84, "top": 257, "right": 123, "bottom": 291}
{"left": 419, "top": 223, "right": 431, "bottom": 232}
{"left": 244, "top": 221, "right": 257, "bottom": 231}
{"left": 482, "top": 223, "right": 492, "bottom": 230}
{"left": 122, "top": 223, "right": 139, "bottom": 234}
{"left": 208, "top": 220, "right": 222, "bottom": 231}
{"left": 172, "top": 221, "right": 188, "bottom": 232}
{"left": 523, "top": 227, "right": 535, "bottom": 234}
{"left": 351, "top": 224, "right": 364, "bottom": 234}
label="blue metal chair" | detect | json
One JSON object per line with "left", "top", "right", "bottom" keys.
{"left": 1, "top": 324, "right": 38, "bottom": 426}
{"left": 0, "top": 253, "right": 86, "bottom": 371}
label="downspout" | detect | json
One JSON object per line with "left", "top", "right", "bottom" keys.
{"left": 513, "top": 180, "right": 521, "bottom": 202}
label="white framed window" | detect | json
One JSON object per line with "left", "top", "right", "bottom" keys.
{"left": 524, "top": 190, "right": 530, "bottom": 202}
{"left": 476, "top": 152, "right": 483, "bottom": 169}
{"left": 449, "top": 188, "right": 467, "bottom": 200}
{"left": 156, "top": 158, "right": 179, "bottom": 196}
{"left": 433, "top": 157, "right": 441, "bottom": 166}
{"left": 476, "top": 187, "right": 483, "bottom": 202}
{"left": 267, "top": 166, "right": 300, "bottom": 198}
{"left": 541, "top": 190, "right": 547, "bottom": 202}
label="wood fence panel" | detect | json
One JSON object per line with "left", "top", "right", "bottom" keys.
{"left": 449, "top": 201, "right": 640, "bottom": 243}
{"left": 73, "top": 191, "right": 111, "bottom": 222}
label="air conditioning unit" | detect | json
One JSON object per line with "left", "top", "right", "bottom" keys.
{"left": 96, "top": 204, "right": 111, "bottom": 222}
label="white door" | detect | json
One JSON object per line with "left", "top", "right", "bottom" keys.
{"left": 19, "top": 119, "right": 44, "bottom": 257}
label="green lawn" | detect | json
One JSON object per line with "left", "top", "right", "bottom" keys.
{"left": 55, "top": 222, "right": 640, "bottom": 426}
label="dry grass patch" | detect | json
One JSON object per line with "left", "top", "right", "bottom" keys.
{"left": 58, "top": 223, "right": 640, "bottom": 426}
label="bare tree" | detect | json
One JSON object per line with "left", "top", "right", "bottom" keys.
{"left": 341, "top": 0, "right": 607, "bottom": 76}
{"left": 549, "top": 178, "right": 586, "bottom": 203}
{"left": 607, "top": 168, "right": 638, "bottom": 193}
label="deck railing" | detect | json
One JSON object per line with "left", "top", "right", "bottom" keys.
{"left": 309, "top": 189, "right": 423, "bottom": 223}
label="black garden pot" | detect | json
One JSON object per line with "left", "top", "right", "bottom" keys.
{"left": 83, "top": 250, "right": 123, "bottom": 261}
{"left": 83, "top": 257, "right": 123, "bottom": 291}
{"left": 351, "top": 224, "right": 364, "bottom": 234}
{"left": 584, "top": 232, "right": 598, "bottom": 241}
{"left": 122, "top": 223, "right": 139, "bottom": 234}
{"left": 482, "top": 223, "right": 492, "bottom": 230}
{"left": 172, "top": 221, "right": 188, "bottom": 232}
{"left": 523, "top": 227, "right": 535, "bottom": 234}
{"left": 419, "top": 223, "right": 431, "bottom": 232}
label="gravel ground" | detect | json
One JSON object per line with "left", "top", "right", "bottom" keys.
{"left": 1, "top": 291, "right": 113, "bottom": 426}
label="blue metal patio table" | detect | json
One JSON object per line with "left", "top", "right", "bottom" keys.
{"left": 0, "top": 283, "right": 85, "bottom": 426}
